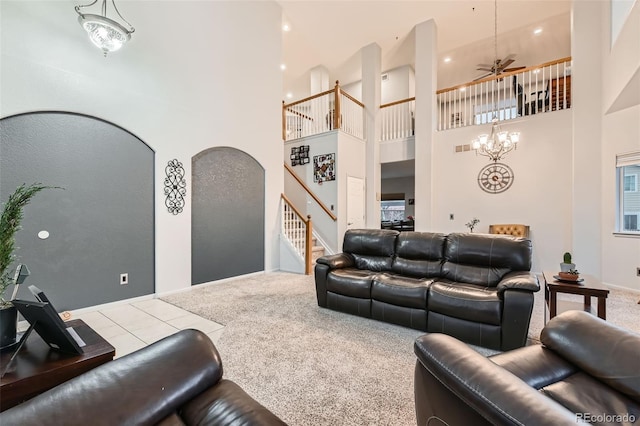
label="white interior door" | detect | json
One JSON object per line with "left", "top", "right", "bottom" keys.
{"left": 347, "top": 176, "right": 365, "bottom": 229}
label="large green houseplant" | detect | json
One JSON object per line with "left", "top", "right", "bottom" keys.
{"left": 1, "top": 183, "right": 52, "bottom": 347}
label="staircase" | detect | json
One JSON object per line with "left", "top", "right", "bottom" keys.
{"left": 311, "top": 236, "right": 326, "bottom": 264}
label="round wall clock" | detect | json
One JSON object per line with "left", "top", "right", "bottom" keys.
{"left": 477, "top": 163, "right": 514, "bottom": 194}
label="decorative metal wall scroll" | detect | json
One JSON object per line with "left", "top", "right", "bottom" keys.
{"left": 477, "top": 162, "right": 514, "bottom": 194}
{"left": 164, "top": 159, "right": 187, "bottom": 214}
{"left": 290, "top": 145, "right": 310, "bottom": 166}
{"left": 313, "top": 153, "right": 335, "bottom": 183}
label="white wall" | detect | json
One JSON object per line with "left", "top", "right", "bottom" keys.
{"left": 600, "top": 0, "right": 640, "bottom": 291}
{"left": 340, "top": 64, "right": 415, "bottom": 104}
{"left": 432, "top": 111, "right": 573, "bottom": 273}
{"left": 1, "top": 1, "right": 283, "bottom": 294}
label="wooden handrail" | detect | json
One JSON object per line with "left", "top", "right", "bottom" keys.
{"left": 436, "top": 56, "right": 572, "bottom": 95}
{"left": 283, "top": 88, "right": 335, "bottom": 109}
{"left": 334, "top": 81, "right": 342, "bottom": 129}
{"left": 341, "top": 89, "right": 364, "bottom": 107}
{"left": 281, "top": 193, "right": 308, "bottom": 223}
{"left": 380, "top": 97, "right": 415, "bottom": 109}
{"left": 284, "top": 163, "right": 337, "bottom": 221}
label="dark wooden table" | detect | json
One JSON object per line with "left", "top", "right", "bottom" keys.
{"left": 0, "top": 318, "right": 115, "bottom": 411}
{"left": 543, "top": 271, "right": 610, "bottom": 323}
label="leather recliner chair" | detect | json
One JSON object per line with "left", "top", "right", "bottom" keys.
{"left": 0, "top": 329, "right": 287, "bottom": 426}
{"left": 414, "top": 310, "right": 640, "bottom": 425}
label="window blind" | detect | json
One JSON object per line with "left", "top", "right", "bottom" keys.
{"left": 616, "top": 151, "right": 640, "bottom": 167}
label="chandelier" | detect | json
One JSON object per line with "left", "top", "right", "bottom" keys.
{"left": 75, "top": 0, "right": 135, "bottom": 56}
{"left": 471, "top": 118, "right": 520, "bottom": 162}
{"left": 472, "top": 0, "right": 520, "bottom": 163}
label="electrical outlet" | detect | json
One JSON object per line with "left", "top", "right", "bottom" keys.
{"left": 449, "top": 213, "right": 454, "bottom": 220}
{"left": 120, "top": 273, "right": 129, "bottom": 285}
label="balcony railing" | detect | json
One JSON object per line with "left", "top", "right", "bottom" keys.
{"left": 380, "top": 97, "right": 415, "bottom": 141}
{"left": 282, "top": 81, "right": 364, "bottom": 141}
{"left": 437, "top": 57, "right": 572, "bottom": 131}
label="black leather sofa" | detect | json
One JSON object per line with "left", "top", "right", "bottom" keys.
{"left": 0, "top": 329, "right": 287, "bottom": 426}
{"left": 414, "top": 310, "right": 640, "bottom": 425}
{"left": 314, "top": 229, "right": 539, "bottom": 351}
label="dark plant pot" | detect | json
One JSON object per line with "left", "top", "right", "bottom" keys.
{"left": 0, "top": 305, "right": 18, "bottom": 348}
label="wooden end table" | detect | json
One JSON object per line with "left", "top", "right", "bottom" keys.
{"left": 543, "top": 271, "right": 610, "bottom": 323}
{"left": 0, "top": 318, "right": 115, "bottom": 411}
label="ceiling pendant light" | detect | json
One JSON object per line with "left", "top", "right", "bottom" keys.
{"left": 75, "top": 0, "right": 135, "bottom": 57}
{"left": 471, "top": 0, "right": 521, "bottom": 163}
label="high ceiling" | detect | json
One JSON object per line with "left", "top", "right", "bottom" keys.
{"left": 279, "top": 0, "right": 572, "bottom": 99}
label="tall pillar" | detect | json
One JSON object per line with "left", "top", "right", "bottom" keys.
{"left": 310, "top": 65, "right": 330, "bottom": 93}
{"left": 414, "top": 19, "right": 437, "bottom": 231}
{"left": 361, "top": 43, "right": 382, "bottom": 228}
{"left": 571, "top": 0, "right": 604, "bottom": 277}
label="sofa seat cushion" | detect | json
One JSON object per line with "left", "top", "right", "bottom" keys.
{"left": 428, "top": 281, "right": 502, "bottom": 325}
{"left": 371, "top": 273, "right": 433, "bottom": 309}
{"left": 541, "top": 372, "right": 640, "bottom": 423}
{"left": 326, "top": 268, "right": 376, "bottom": 299}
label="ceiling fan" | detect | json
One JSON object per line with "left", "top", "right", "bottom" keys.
{"left": 473, "top": 0, "right": 526, "bottom": 82}
{"left": 475, "top": 54, "right": 526, "bottom": 81}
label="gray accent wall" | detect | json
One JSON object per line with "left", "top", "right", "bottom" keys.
{"left": 192, "top": 147, "right": 265, "bottom": 284}
{"left": 0, "top": 112, "right": 155, "bottom": 310}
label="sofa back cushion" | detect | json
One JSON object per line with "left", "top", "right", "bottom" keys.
{"left": 343, "top": 229, "right": 398, "bottom": 271}
{"left": 391, "top": 232, "right": 446, "bottom": 278}
{"left": 441, "top": 233, "right": 532, "bottom": 287}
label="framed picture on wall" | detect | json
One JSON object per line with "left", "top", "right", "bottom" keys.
{"left": 313, "top": 153, "right": 335, "bottom": 182}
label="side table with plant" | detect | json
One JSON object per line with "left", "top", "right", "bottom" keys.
{"left": 1, "top": 183, "right": 52, "bottom": 348}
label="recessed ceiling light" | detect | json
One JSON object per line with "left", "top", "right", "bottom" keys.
{"left": 444, "top": 57, "right": 452, "bottom": 63}
{"left": 534, "top": 28, "right": 543, "bottom": 35}
{"left": 459, "top": 87, "right": 466, "bottom": 92}
{"left": 280, "top": 64, "right": 286, "bottom": 71}
{"left": 286, "top": 92, "right": 293, "bottom": 99}
{"left": 533, "top": 69, "right": 541, "bottom": 74}
{"left": 283, "top": 24, "right": 290, "bottom": 32}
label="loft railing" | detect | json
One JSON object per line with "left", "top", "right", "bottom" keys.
{"left": 380, "top": 97, "right": 415, "bottom": 141}
{"left": 283, "top": 81, "right": 365, "bottom": 141}
{"left": 437, "top": 57, "right": 572, "bottom": 131}
{"left": 281, "top": 194, "right": 313, "bottom": 275}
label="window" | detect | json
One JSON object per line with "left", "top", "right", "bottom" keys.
{"left": 616, "top": 152, "right": 640, "bottom": 233}
{"left": 624, "top": 174, "right": 637, "bottom": 192}
{"left": 380, "top": 199, "right": 405, "bottom": 222}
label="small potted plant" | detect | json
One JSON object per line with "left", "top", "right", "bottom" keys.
{"left": 465, "top": 218, "right": 480, "bottom": 233}
{"left": 560, "top": 252, "right": 575, "bottom": 273}
{"left": 558, "top": 268, "right": 580, "bottom": 282}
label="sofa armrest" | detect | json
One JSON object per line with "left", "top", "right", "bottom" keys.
{"left": 414, "top": 333, "right": 579, "bottom": 425}
{"left": 1, "top": 330, "right": 223, "bottom": 426}
{"left": 316, "top": 253, "right": 354, "bottom": 269}
{"left": 496, "top": 271, "right": 540, "bottom": 294}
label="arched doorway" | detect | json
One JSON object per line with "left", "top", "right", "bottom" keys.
{"left": 192, "top": 147, "right": 265, "bottom": 284}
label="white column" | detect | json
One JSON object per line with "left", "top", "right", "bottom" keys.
{"left": 361, "top": 43, "right": 382, "bottom": 228}
{"left": 414, "top": 19, "right": 437, "bottom": 231}
{"left": 310, "top": 65, "right": 330, "bottom": 93}
{"left": 571, "top": 0, "right": 604, "bottom": 277}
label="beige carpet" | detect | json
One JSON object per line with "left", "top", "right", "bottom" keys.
{"left": 162, "top": 272, "right": 640, "bottom": 425}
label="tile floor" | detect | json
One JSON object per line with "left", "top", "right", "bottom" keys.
{"left": 70, "top": 299, "right": 224, "bottom": 359}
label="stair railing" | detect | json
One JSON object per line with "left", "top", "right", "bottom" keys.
{"left": 284, "top": 163, "right": 337, "bottom": 222}
{"left": 281, "top": 193, "right": 313, "bottom": 275}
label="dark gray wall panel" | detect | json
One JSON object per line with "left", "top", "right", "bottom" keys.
{"left": 0, "top": 112, "right": 155, "bottom": 310}
{"left": 192, "top": 147, "right": 264, "bottom": 284}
